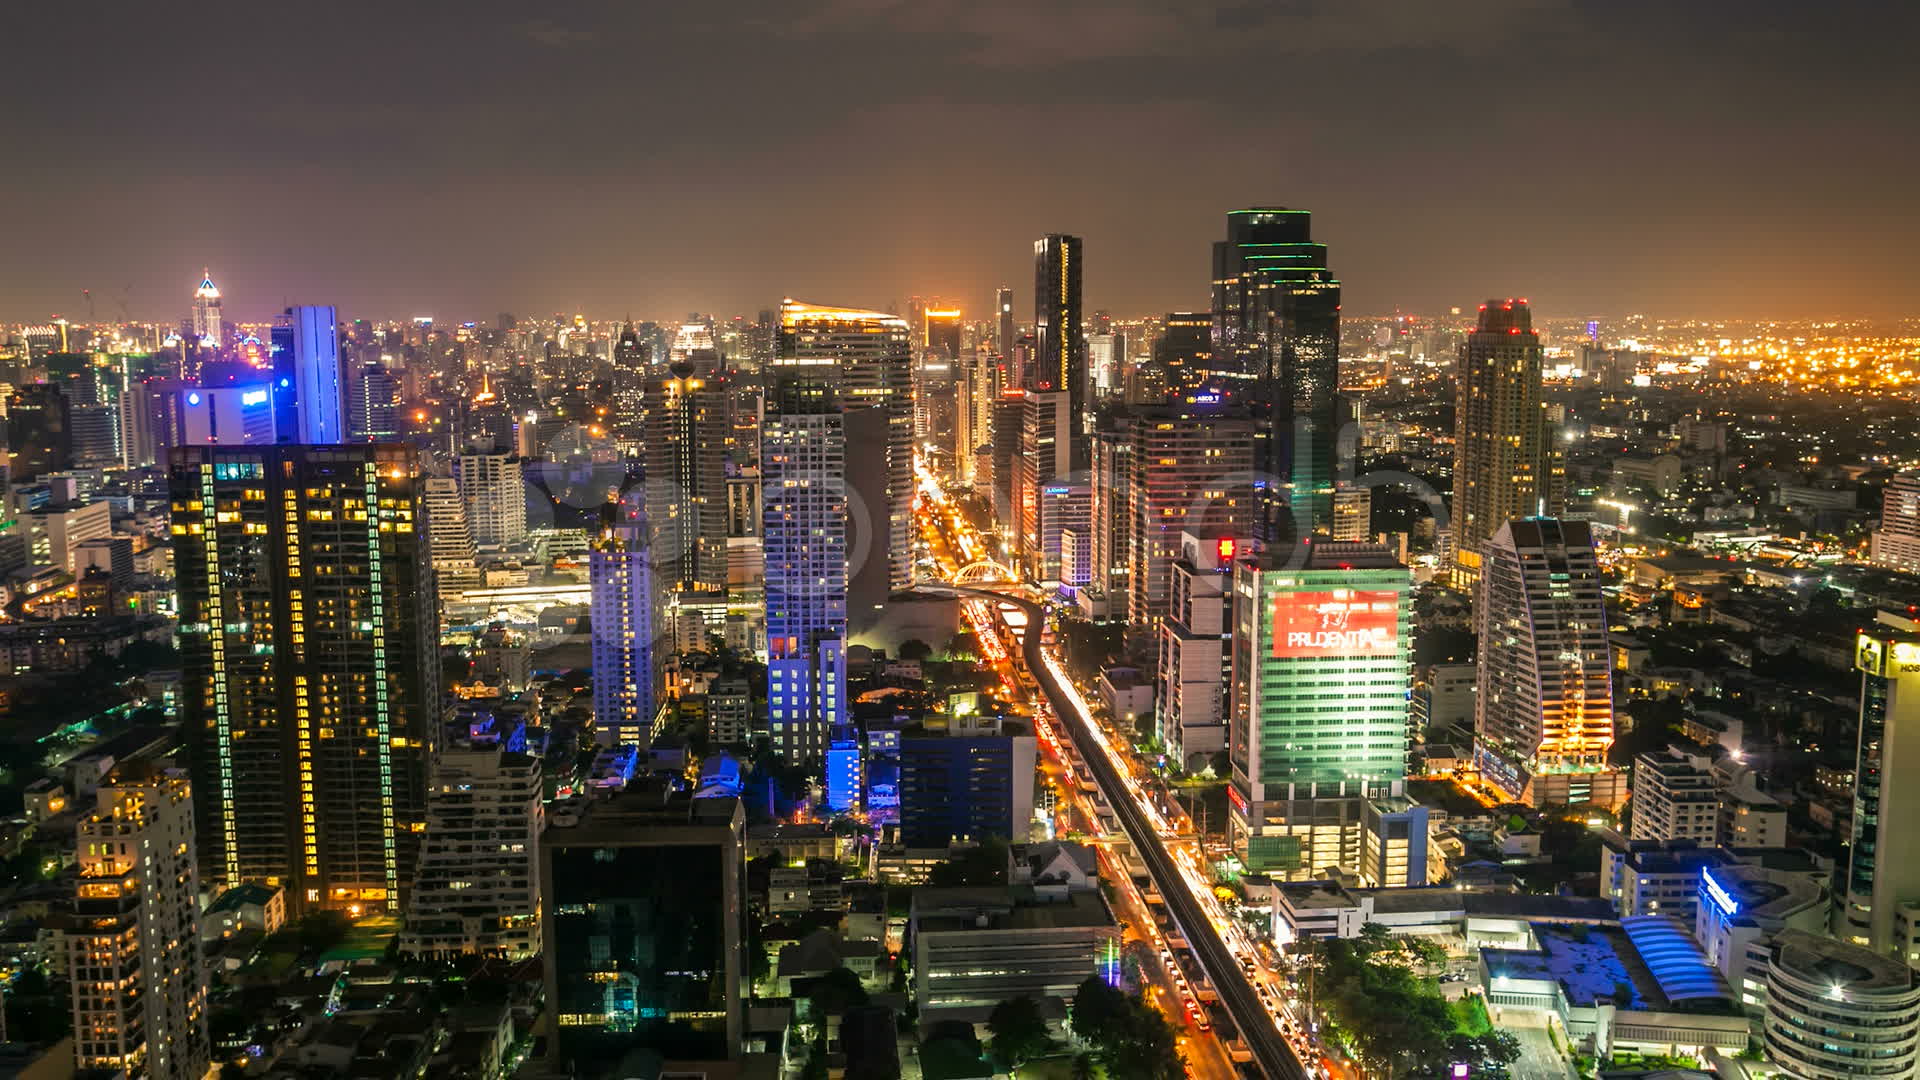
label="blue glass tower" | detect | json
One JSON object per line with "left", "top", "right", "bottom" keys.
{"left": 270, "top": 304, "right": 346, "bottom": 443}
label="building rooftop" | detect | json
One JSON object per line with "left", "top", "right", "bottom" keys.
{"left": 912, "top": 886, "right": 1115, "bottom": 933}
{"left": 1701, "top": 863, "right": 1824, "bottom": 928}
{"left": 1489, "top": 918, "right": 1735, "bottom": 1012}
{"left": 1770, "top": 928, "right": 1917, "bottom": 994}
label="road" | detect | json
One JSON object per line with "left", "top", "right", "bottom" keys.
{"left": 929, "top": 578, "right": 1307, "bottom": 1079}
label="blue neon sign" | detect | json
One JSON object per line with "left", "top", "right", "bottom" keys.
{"left": 1702, "top": 870, "right": 1738, "bottom": 917}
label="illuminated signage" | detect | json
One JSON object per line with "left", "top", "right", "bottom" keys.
{"left": 1216, "top": 538, "right": 1237, "bottom": 561}
{"left": 1271, "top": 590, "right": 1400, "bottom": 658}
{"left": 240, "top": 389, "right": 269, "bottom": 407}
{"left": 186, "top": 391, "right": 202, "bottom": 407}
{"left": 1227, "top": 785, "right": 1248, "bottom": 814}
{"left": 1189, "top": 392, "right": 1222, "bottom": 405}
{"left": 1702, "top": 870, "right": 1738, "bottom": 917}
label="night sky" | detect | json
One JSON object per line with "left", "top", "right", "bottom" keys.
{"left": 5, "top": 1, "right": 1916, "bottom": 324}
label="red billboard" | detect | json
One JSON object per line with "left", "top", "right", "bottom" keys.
{"left": 1271, "top": 590, "right": 1400, "bottom": 658}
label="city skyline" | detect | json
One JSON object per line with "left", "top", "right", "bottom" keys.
{"left": 4, "top": 3, "right": 1919, "bottom": 323}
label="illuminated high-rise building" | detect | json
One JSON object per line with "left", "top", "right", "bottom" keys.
{"left": 1118, "top": 390, "right": 1256, "bottom": 626}
{"left": 190, "top": 270, "right": 223, "bottom": 346}
{"left": 70, "top": 771, "right": 209, "bottom": 1080}
{"left": 761, "top": 370, "right": 849, "bottom": 762}
{"left": 644, "top": 362, "right": 729, "bottom": 592}
{"left": 924, "top": 306, "right": 962, "bottom": 363}
{"left": 590, "top": 485, "right": 665, "bottom": 749}
{"left": 1838, "top": 630, "right": 1920, "bottom": 960}
{"left": 455, "top": 450, "right": 525, "bottom": 548}
{"left": 1449, "top": 300, "right": 1558, "bottom": 592}
{"left": 400, "top": 717, "right": 543, "bottom": 961}
{"left": 269, "top": 304, "right": 347, "bottom": 444}
{"left": 171, "top": 444, "right": 439, "bottom": 912}
{"left": 1211, "top": 208, "right": 1340, "bottom": 539}
{"left": 1227, "top": 540, "right": 1419, "bottom": 881}
{"left": 1472, "top": 518, "right": 1624, "bottom": 809}
{"left": 995, "top": 286, "right": 1014, "bottom": 357}
{"left": 777, "top": 299, "right": 912, "bottom": 591}
{"left": 421, "top": 476, "right": 481, "bottom": 589}
{"left": 1033, "top": 235, "right": 1085, "bottom": 430}
{"left": 1870, "top": 472, "right": 1920, "bottom": 575}
{"left": 1014, "top": 389, "right": 1073, "bottom": 581}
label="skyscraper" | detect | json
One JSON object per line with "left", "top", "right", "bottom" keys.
{"left": 269, "top": 304, "right": 347, "bottom": 444}
{"left": 1119, "top": 390, "right": 1256, "bottom": 626}
{"left": 995, "top": 286, "right": 1014, "bottom": 357}
{"left": 777, "top": 300, "right": 913, "bottom": 591}
{"left": 1870, "top": 472, "right": 1920, "bottom": 575}
{"left": 1472, "top": 518, "right": 1624, "bottom": 808}
{"left": 401, "top": 715, "right": 543, "bottom": 960}
{"left": 455, "top": 450, "right": 526, "bottom": 548}
{"left": 1014, "top": 389, "right": 1073, "bottom": 581}
{"left": 1227, "top": 540, "right": 1416, "bottom": 879}
{"left": 540, "top": 790, "right": 745, "bottom": 1071}
{"left": 1156, "top": 531, "right": 1244, "bottom": 771}
{"left": 1449, "top": 300, "right": 1558, "bottom": 592}
{"left": 1838, "top": 630, "right": 1920, "bottom": 958}
{"left": 70, "top": 771, "right": 209, "bottom": 1080}
{"left": 4, "top": 383, "right": 73, "bottom": 480}
{"left": 644, "top": 362, "right": 729, "bottom": 593}
{"left": 761, "top": 371, "right": 849, "bottom": 762}
{"left": 171, "top": 444, "right": 439, "bottom": 912}
{"left": 421, "top": 476, "right": 481, "bottom": 590}
{"left": 191, "top": 270, "right": 223, "bottom": 346}
{"left": 590, "top": 487, "right": 665, "bottom": 747}
{"left": 1211, "top": 208, "right": 1340, "bottom": 539}
{"left": 1033, "top": 235, "right": 1085, "bottom": 431}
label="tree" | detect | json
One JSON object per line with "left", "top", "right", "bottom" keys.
{"left": 898, "top": 638, "right": 933, "bottom": 662}
{"left": 987, "top": 995, "right": 1054, "bottom": 1067}
{"left": 1071, "top": 1053, "right": 1097, "bottom": 1080}
{"left": 1069, "top": 975, "right": 1130, "bottom": 1048}
{"left": 928, "top": 837, "right": 1009, "bottom": 887}
{"left": 806, "top": 966, "right": 870, "bottom": 1020}
{"left": 297, "top": 910, "right": 353, "bottom": 954}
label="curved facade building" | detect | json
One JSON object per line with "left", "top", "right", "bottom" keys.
{"left": 1764, "top": 929, "right": 1920, "bottom": 1079}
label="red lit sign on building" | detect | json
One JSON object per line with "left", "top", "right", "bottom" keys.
{"left": 1271, "top": 590, "right": 1399, "bottom": 657}
{"left": 1216, "top": 538, "right": 1236, "bottom": 561}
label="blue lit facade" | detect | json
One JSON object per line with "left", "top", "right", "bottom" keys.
{"left": 824, "top": 723, "right": 862, "bottom": 813}
{"left": 270, "top": 304, "right": 346, "bottom": 444}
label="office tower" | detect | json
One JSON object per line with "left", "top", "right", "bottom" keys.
{"left": 1331, "top": 483, "right": 1372, "bottom": 542}
{"left": 1449, "top": 300, "right": 1559, "bottom": 591}
{"left": 5, "top": 384, "right": 73, "bottom": 479}
{"left": 1156, "top": 532, "right": 1244, "bottom": 771}
{"left": 540, "top": 790, "right": 745, "bottom": 1072}
{"left": 1839, "top": 630, "right": 1920, "bottom": 957}
{"left": 1014, "top": 390, "right": 1074, "bottom": 581}
{"left": 191, "top": 270, "right": 223, "bottom": 345}
{"left": 843, "top": 406, "right": 894, "bottom": 631}
{"left": 120, "top": 376, "right": 184, "bottom": 468}
{"left": 269, "top": 305, "right": 347, "bottom": 444}
{"left": 1472, "top": 518, "right": 1623, "bottom": 808}
{"left": 71, "top": 772, "right": 209, "bottom": 1080}
{"left": 29, "top": 500, "right": 110, "bottom": 573}
{"left": 346, "top": 363, "right": 399, "bottom": 441}
{"left": 456, "top": 450, "right": 526, "bottom": 548}
{"left": 401, "top": 716, "right": 543, "bottom": 960}
{"left": 1762, "top": 931, "right": 1920, "bottom": 1080}
{"left": 1033, "top": 235, "right": 1085, "bottom": 427}
{"left": 644, "top": 362, "right": 729, "bottom": 592}
{"left": 65, "top": 402, "right": 117, "bottom": 470}
{"left": 761, "top": 372, "right": 849, "bottom": 762}
{"left": 777, "top": 300, "right": 912, "bottom": 591}
{"left": 421, "top": 476, "right": 481, "bottom": 590}
{"left": 995, "top": 286, "right": 1014, "bottom": 356}
{"left": 924, "top": 306, "right": 962, "bottom": 363}
{"left": 1087, "top": 426, "right": 1131, "bottom": 606}
{"left": 462, "top": 373, "right": 517, "bottom": 453}
{"left": 1227, "top": 540, "right": 1413, "bottom": 876}
{"left": 614, "top": 321, "right": 646, "bottom": 370}
{"left": 171, "top": 444, "right": 439, "bottom": 911}
{"left": 1871, "top": 472, "right": 1920, "bottom": 574}
{"left": 988, "top": 390, "right": 1025, "bottom": 530}
{"left": 898, "top": 717, "right": 1037, "bottom": 847}
{"left": 1119, "top": 391, "right": 1256, "bottom": 626}
{"left": 1040, "top": 483, "right": 1092, "bottom": 587}
{"left": 590, "top": 489, "right": 665, "bottom": 747}
{"left": 179, "top": 384, "right": 276, "bottom": 445}
{"left": 1212, "top": 207, "right": 1340, "bottom": 539}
